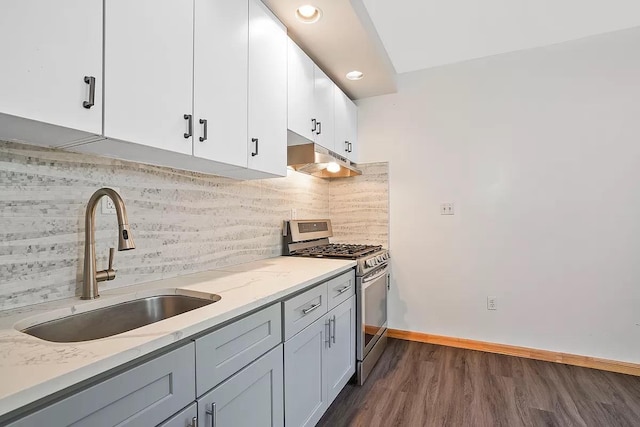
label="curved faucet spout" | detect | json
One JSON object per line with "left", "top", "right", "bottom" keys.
{"left": 82, "top": 188, "right": 136, "bottom": 300}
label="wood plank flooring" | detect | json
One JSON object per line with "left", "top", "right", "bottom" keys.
{"left": 317, "top": 338, "right": 640, "bottom": 427}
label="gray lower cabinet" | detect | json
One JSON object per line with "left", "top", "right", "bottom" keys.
{"left": 326, "top": 296, "right": 356, "bottom": 404}
{"left": 284, "top": 295, "right": 356, "bottom": 427}
{"left": 9, "top": 343, "right": 196, "bottom": 427}
{"left": 284, "top": 314, "right": 328, "bottom": 427}
{"left": 197, "top": 344, "right": 284, "bottom": 427}
{"left": 158, "top": 403, "right": 197, "bottom": 427}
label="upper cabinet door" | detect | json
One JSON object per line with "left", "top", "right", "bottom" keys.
{"left": 0, "top": 0, "right": 102, "bottom": 135}
{"left": 193, "top": 0, "right": 248, "bottom": 168}
{"left": 287, "top": 39, "right": 315, "bottom": 142}
{"left": 104, "top": 0, "right": 194, "bottom": 155}
{"left": 247, "top": 0, "right": 287, "bottom": 177}
{"left": 333, "top": 86, "right": 350, "bottom": 159}
{"left": 313, "top": 66, "right": 335, "bottom": 152}
{"left": 346, "top": 97, "right": 358, "bottom": 162}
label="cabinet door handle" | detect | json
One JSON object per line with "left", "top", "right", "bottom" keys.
{"left": 344, "top": 141, "right": 349, "bottom": 152}
{"left": 251, "top": 138, "right": 259, "bottom": 156}
{"left": 302, "top": 302, "right": 321, "bottom": 315}
{"left": 83, "top": 76, "right": 95, "bottom": 109}
{"left": 348, "top": 142, "right": 353, "bottom": 153}
{"left": 199, "top": 119, "right": 208, "bottom": 142}
{"left": 184, "top": 114, "right": 193, "bottom": 139}
{"left": 191, "top": 416, "right": 198, "bottom": 427}
{"left": 206, "top": 402, "right": 217, "bottom": 427}
{"left": 316, "top": 121, "right": 322, "bottom": 135}
{"left": 332, "top": 315, "right": 336, "bottom": 344}
{"left": 311, "top": 118, "right": 317, "bottom": 133}
{"left": 325, "top": 319, "right": 331, "bottom": 348}
{"left": 337, "top": 284, "right": 351, "bottom": 294}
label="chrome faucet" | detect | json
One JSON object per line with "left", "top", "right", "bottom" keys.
{"left": 82, "top": 188, "right": 135, "bottom": 299}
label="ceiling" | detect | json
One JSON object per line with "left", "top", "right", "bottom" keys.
{"left": 262, "top": 0, "right": 397, "bottom": 100}
{"left": 264, "top": 0, "right": 640, "bottom": 99}
{"left": 363, "top": 0, "right": 640, "bottom": 74}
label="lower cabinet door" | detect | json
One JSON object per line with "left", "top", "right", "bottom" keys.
{"left": 284, "top": 316, "right": 328, "bottom": 427}
{"left": 158, "top": 403, "right": 197, "bottom": 427}
{"left": 9, "top": 343, "right": 195, "bottom": 427}
{"left": 326, "top": 296, "right": 356, "bottom": 404}
{"left": 197, "top": 344, "right": 284, "bottom": 427}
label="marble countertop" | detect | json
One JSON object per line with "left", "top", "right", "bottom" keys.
{"left": 0, "top": 256, "right": 356, "bottom": 418}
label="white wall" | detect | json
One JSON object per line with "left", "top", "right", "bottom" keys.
{"left": 357, "top": 27, "right": 640, "bottom": 363}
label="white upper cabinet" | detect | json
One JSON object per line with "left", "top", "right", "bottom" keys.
{"left": 313, "top": 66, "right": 335, "bottom": 151}
{"left": 0, "top": 0, "right": 103, "bottom": 140}
{"left": 104, "top": 0, "right": 194, "bottom": 156}
{"left": 247, "top": 0, "right": 288, "bottom": 177}
{"left": 333, "top": 86, "right": 358, "bottom": 163}
{"left": 346, "top": 96, "right": 358, "bottom": 163}
{"left": 193, "top": 0, "right": 248, "bottom": 168}
{"left": 334, "top": 86, "right": 350, "bottom": 159}
{"left": 287, "top": 39, "right": 315, "bottom": 142}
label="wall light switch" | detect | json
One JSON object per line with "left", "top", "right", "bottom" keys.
{"left": 290, "top": 208, "right": 297, "bottom": 220}
{"left": 440, "top": 203, "right": 455, "bottom": 215}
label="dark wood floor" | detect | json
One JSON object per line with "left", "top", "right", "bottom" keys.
{"left": 318, "top": 338, "right": 640, "bottom": 427}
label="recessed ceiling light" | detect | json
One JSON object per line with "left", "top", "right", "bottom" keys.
{"left": 296, "top": 5, "right": 322, "bottom": 24}
{"left": 326, "top": 162, "right": 341, "bottom": 173}
{"left": 346, "top": 71, "right": 364, "bottom": 81}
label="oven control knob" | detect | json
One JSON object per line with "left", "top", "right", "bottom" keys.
{"left": 365, "top": 259, "right": 372, "bottom": 267}
{"left": 376, "top": 255, "right": 383, "bottom": 263}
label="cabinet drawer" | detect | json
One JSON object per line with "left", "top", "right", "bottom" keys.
{"left": 327, "top": 270, "right": 355, "bottom": 310}
{"left": 196, "top": 303, "right": 281, "bottom": 396}
{"left": 283, "top": 282, "right": 328, "bottom": 340}
{"left": 10, "top": 343, "right": 195, "bottom": 427}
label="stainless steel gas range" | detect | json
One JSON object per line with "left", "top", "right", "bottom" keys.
{"left": 283, "top": 219, "right": 390, "bottom": 385}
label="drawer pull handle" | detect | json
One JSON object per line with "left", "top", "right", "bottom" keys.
{"left": 206, "top": 402, "right": 217, "bottom": 427}
{"left": 336, "top": 285, "right": 352, "bottom": 294}
{"left": 302, "top": 302, "right": 321, "bottom": 315}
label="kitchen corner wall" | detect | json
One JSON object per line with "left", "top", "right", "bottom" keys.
{"left": 357, "top": 26, "right": 640, "bottom": 364}
{"left": 0, "top": 141, "right": 388, "bottom": 310}
{"left": 330, "top": 162, "right": 389, "bottom": 247}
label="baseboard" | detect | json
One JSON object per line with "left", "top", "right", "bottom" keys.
{"left": 387, "top": 328, "right": 640, "bottom": 377}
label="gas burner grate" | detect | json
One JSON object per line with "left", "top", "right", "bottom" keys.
{"left": 291, "top": 243, "right": 382, "bottom": 259}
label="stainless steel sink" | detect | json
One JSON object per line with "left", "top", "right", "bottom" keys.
{"left": 21, "top": 294, "right": 221, "bottom": 343}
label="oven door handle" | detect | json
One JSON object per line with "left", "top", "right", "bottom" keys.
{"left": 362, "top": 266, "right": 390, "bottom": 288}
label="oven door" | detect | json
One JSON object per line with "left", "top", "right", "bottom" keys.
{"left": 357, "top": 264, "right": 389, "bottom": 360}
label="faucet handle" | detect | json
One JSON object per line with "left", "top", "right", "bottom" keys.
{"left": 108, "top": 247, "right": 115, "bottom": 271}
{"left": 96, "top": 248, "right": 117, "bottom": 283}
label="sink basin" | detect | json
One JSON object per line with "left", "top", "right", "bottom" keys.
{"left": 21, "top": 294, "right": 221, "bottom": 343}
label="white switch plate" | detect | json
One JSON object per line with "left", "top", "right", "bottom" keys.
{"left": 290, "top": 208, "right": 297, "bottom": 220}
{"left": 440, "top": 203, "right": 455, "bottom": 215}
{"left": 101, "top": 187, "right": 120, "bottom": 215}
{"left": 487, "top": 296, "right": 497, "bottom": 310}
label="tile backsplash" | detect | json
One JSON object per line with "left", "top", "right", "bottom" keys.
{"left": 0, "top": 141, "right": 388, "bottom": 310}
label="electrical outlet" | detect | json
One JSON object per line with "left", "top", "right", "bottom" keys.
{"left": 101, "top": 187, "right": 120, "bottom": 214}
{"left": 290, "top": 208, "right": 297, "bottom": 220}
{"left": 487, "top": 296, "right": 497, "bottom": 310}
{"left": 440, "top": 203, "right": 455, "bottom": 215}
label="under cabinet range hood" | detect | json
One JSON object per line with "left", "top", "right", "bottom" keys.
{"left": 287, "top": 142, "right": 362, "bottom": 178}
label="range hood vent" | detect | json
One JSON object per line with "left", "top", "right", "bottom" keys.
{"left": 287, "top": 142, "right": 362, "bottom": 178}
